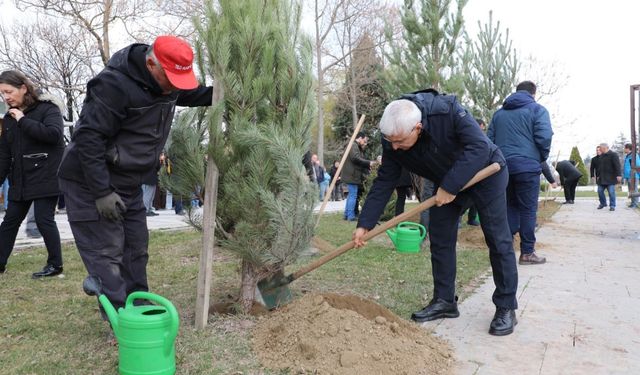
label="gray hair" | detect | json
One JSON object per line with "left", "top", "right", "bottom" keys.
{"left": 599, "top": 142, "right": 609, "bottom": 149}
{"left": 379, "top": 99, "right": 421, "bottom": 136}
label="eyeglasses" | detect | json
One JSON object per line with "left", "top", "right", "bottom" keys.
{"left": 383, "top": 126, "right": 418, "bottom": 145}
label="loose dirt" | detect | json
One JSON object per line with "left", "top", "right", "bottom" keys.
{"left": 251, "top": 293, "right": 453, "bottom": 374}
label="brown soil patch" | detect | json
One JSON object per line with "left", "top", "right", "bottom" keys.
{"left": 251, "top": 293, "right": 453, "bottom": 374}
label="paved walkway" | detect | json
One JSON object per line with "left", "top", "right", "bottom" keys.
{"left": 421, "top": 199, "right": 640, "bottom": 374}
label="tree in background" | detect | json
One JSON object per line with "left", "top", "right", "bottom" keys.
{"left": 383, "top": 0, "right": 468, "bottom": 97}
{"left": 570, "top": 146, "right": 589, "bottom": 186}
{"left": 0, "top": 21, "right": 95, "bottom": 121}
{"left": 196, "top": 0, "right": 316, "bottom": 311}
{"left": 332, "top": 34, "right": 387, "bottom": 158}
{"left": 462, "top": 11, "right": 519, "bottom": 122}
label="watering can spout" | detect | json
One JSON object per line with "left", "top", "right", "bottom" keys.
{"left": 83, "top": 275, "right": 119, "bottom": 333}
{"left": 386, "top": 228, "right": 398, "bottom": 246}
{"left": 98, "top": 295, "right": 120, "bottom": 333}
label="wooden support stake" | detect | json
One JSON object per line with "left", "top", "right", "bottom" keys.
{"left": 195, "top": 160, "right": 219, "bottom": 330}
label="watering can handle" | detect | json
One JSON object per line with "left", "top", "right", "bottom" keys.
{"left": 397, "top": 222, "right": 427, "bottom": 240}
{"left": 290, "top": 162, "right": 501, "bottom": 281}
{"left": 126, "top": 291, "right": 180, "bottom": 356}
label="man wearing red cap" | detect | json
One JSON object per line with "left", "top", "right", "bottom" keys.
{"left": 58, "top": 36, "right": 212, "bottom": 319}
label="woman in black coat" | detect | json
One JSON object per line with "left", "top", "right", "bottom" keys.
{"left": 0, "top": 70, "right": 65, "bottom": 277}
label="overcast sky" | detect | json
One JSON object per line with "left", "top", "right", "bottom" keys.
{"left": 2, "top": 0, "right": 640, "bottom": 159}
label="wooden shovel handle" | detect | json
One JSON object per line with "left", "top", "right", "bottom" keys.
{"left": 291, "top": 162, "right": 501, "bottom": 281}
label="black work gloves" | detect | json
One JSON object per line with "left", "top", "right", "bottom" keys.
{"left": 95, "top": 192, "right": 127, "bottom": 221}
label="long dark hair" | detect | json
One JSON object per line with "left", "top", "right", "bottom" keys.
{"left": 0, "top": 70, "right": 40, "bottom": 108}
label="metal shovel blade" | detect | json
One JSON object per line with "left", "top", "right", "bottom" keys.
{"left": 257, "top": 270, "right": 293, "bottom": 309}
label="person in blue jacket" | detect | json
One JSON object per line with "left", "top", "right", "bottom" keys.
{"left": 488, "top": 81, "right": 553, "bottom": 266}
{"left": 623, "top": 143, "right": 640, "bottom": 208}
{"left": 352, "top": 89, "right": 518, "bottom": 336}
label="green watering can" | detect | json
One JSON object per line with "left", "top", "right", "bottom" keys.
{"left": 386, "top": 221, "right": 426, "bottom": 253}
{"left": 83, "top": 276, "right": 180, "bottom": 375}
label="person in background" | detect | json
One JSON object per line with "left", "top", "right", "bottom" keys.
{"left": 595, "top": 143, "right": 622, "bottom": 211}
{"left": 142, "top": 167, "right": 159, "bottom": 217}
{"left": 341, "top": 132, "right": 375, "bottom": 221}
{"left": 57, "top": 36, "right": 213, "bottom": 319}
{"left": 329, "top": 160, "right": 342, "bottom": 201}
{"left": 488, "top": 81, "right": 553, "bottom": 265}
{"left": 354, "top": 91, "right": 518, "bottom": 336}
{"left": 310, "top": 154, "right": 326, "bottom": 200}
{"left": 590, "top": 145, "right": 602, "bottom": 184}
{"left": 0, "top": 70, "right": 65, "bottom": 276}
{"left": 553, "top": 160, "right": 582, "bottom": 204}
{"left": 623, "top": 143, "right": 639, "bottom": 208}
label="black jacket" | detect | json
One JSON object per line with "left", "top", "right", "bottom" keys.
{"left": 554, "top": 160, "right": 582, "bottom": 185}
{"left": 358, "top": 89, "right": 505, "bottom": 230}
{"left": 0, "top": 98, "right": 65, "bottom": 200}
{"left": 341, "top": 142, "right": 370, "bottom": 185}
{"left": 58, "top": 43, "right": 212, "bottom": 198}
{"left": 595, "top": 150, "right": 621, "bottom": 185}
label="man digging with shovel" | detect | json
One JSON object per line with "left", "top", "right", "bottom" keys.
{"left": 353, "top": 90, "right": 519, "bottom": 336}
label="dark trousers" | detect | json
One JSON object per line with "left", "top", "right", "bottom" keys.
{"left": 0, "top": 196, "right": 62, "bottom": 267}
{"left": 60, "top": 178, "right": 149, "bottom": 310}
{"left": 563, "top": 177, "right": 579, "bottom": 202}
{"left": 429, "top": 167, "right": 518, "bottom": 309}
{"left": 506, "top": 171, "right": 540, "bottom": 254}
{"left": 354, "top": 184, "right": 364, "bottom": 216}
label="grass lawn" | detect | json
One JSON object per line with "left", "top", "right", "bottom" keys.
{"left": 0, "top": 202, "right": 560, "bottom": 374}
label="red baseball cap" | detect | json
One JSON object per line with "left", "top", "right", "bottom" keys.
{"left": 152, "top": 36, "right": 198, "bottom": 90}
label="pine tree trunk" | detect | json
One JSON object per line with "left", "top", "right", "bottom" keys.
{"left": 240, "top": 259, "right": 259, "bottom": 312}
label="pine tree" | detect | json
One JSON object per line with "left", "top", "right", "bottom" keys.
{"left": 462, "top": 11, "right": 519, "bottom": 121}
{"left": 196, "top": 0, "right": 316, "bottom": 311}
{"left": 570, "top": 146, "right": 589, "bottom": 186}
{"left": 383, "top": 0, "right": 468, "bottom": 97}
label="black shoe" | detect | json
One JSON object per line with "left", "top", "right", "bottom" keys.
{"left": 146, "top": 211, "right": 159, "bottom": 217}
{"left": 489, "top": 307, "right": 517, "bottom": 336}
{"left": 597, "top": 204, "right": 606, "bottom": 209}
{"left": 411, "top": 297, "right": 460, "bottom": 323}
{"left": 0, "top": 264, "right": 5, "bottom": 273}
{"left": 569, "top": 200, "right": 575, "bottom": 204}
{"left": 32, "top": 264, "right": 63, "bottom": 279}
{"left": 562, "top": 201, "right": 571, "bottom": 204}
{"left": 610, "top": 207, "right": 615, "bottom": 211}
{"left": 467, "top": 220, "right": 480, "bottom": 226}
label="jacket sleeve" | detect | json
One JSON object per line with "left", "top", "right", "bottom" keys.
{"left": 486, "top": 114, "right": 496, "bottom": 142}
{"left": 590, "top": 157, "right": 596, "bottom": 178}
{"left": 541, "top": 162, "right": 555, "bottom": 184}
{"left": 19, "top": 104, "right": 64, "bottom": 145}
{"left": 73, "top": 75, "right": 128, "bottom": 199}
{"left": 357, "top": 147, "right": 401, "bottom": 230}
{"left": 439, "top": 103, "right": 491, "bottom": 196}
{"left": 555, "top": 164, "right": 565, "bottom": 185}
{"left": 613, "top": 153, "right": 622, "bottom": 177}
{"left": 176, "top": 86, "right": 214, "bottom": 107}
{"left": 0, "top": 126, "right": 10, "bottom": 183}
{"left": 533, "top": 105, "right": 553, "bottom": 161}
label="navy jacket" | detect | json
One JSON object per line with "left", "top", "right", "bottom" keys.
{"left": 357, "top": 89, "right": 506, "bottom": 230}
{"left": 488, "top": 91, "right": 553, "bottom": 174}
{"left": 58, "top": 43, "right": 212, "bottom": 198}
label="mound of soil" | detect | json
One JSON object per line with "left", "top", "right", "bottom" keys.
{"left": 252, "top": 293, "right": 453, "bottom": 374}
